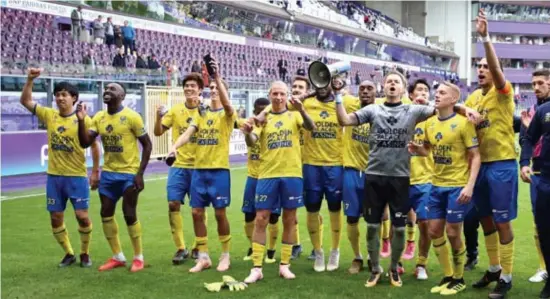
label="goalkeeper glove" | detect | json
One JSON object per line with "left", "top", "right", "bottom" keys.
{"left": 222, "top": 276, "right": 248, "bottom": 291}
{"left": 204, "top": 282, "right": 224, "bottom": 292}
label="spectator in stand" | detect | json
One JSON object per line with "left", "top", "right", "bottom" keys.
{"left": 136, "top": 53, "right": 148, "bottom": 69}
{"left": 148, "top": 54, "right": 161, "bottom": 70}
{"left": 170, "top": 60, "right": 179, "bottom": 87}
{"left": 112, "top": 48, "right": 126, "bottom": 68}
{"left": 191, "top": 60, "right": 201, "bottom": 73}
{"left": 105, "top": 17, "right": 115, "bottom": 46}
{"left": 355, "top": 71, "right": 360, "bottom": 85}
{"left": 122, "top": 20, "right": 136, "bottom": 55}
{"left": 93, "top": 15, "right": 105, "bottom": 45}
{"left": 83, "top": 49, "right": 96, "bottom": 72}
{"left": 71, "top": 6, "right": 84, "bottom": 41}
{"left": 114, "top": 25, "right": 123, "bottom": 49}
{"left": 277, "top": 56, "right": 288, "bottom": 82}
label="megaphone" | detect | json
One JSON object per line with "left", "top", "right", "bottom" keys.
{"left": 308, "top": 61, "right": 351, "bottom": 89}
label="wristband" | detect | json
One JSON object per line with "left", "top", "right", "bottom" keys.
{"left": 479, "top": 35, "right": 490, "bottom": 43}
{"left": 335, "top": 94, "right": 343, "bottom": 104}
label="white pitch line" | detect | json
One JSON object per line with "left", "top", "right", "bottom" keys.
{"left": 1, "top": 167, "right": 247, "bottom": 201}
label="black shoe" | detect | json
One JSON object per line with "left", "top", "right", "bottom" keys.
{"left": 291, "top": 244, "right": 303, "bottom": 260}
{"left": 59, "top": 254, "right": 76, "bottom": 268}
{"left": 488, "top": 279, "right": 512, "bottom": 299}
{"left": 191, "top": 248, "right": 199, "bottom": 260}
{"left": 79, "top": 253, "right": 92, "bottom": 268}
{"left": 540, "top": 282, "right": 550, "bottom": 299}
{"left": 307, "top": 249, "right": 316, "bottom": 260}
{"left": 465, "top": 257, "right": 478, "bottom": 271}
{"left": 172, "top": 248, "right": 189, "bottom": 265}
{"left": 266, "top": 249, "right": 276, "bottom": 260}
{"left": 473, "top": 269, "right": 501, "bottom": 288}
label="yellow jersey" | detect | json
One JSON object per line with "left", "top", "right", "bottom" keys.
{"left": 253, "top": 110, "right": 303, "bottom": 179}
{"left": 410, "top": 120, "right": 434, "bottom": 185}
{"left": 91, "top": 107, "right": 147, "bottom": 174}
{"left": 34, "top": 105, "right": 92, "bottom": 177}
{"left": 302, "top": 95, "right": 357, "bottom": 166}
{"left": 465, "top": 81, "right": 516, "bottom": 162}
{"left": 192, "top": 108, "right": 237, "bottom": 169}
{"left": 236, "top": 118, "right": 261, "bottom": 178}
{"left": 161, "top": 103, "right": 200, "bottom": 168}
{"left": 342, "top": 98, "right": 370, "bottom": 170}
{"left": 424, "top": 114, "right": 479, "bottom": 187}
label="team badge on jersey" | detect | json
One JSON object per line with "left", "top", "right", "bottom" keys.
{"left": 435, "top": 132, "right": 443, "bottom": 142}
{"left": 106, "top": 124, "right": 114, "bottom": 133}
{"left": 320, "top": 111, "right": 329, "bottom": 119}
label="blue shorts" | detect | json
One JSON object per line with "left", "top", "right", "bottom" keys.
{"left": 427, "top": 186, "right": 473, "bottom": 223}
{"left": 303, "top": 164, "right": 343, "bottom": 205}
{"left": 472, "top": 160, "right": 518, "bottom": 223}
{"left": 99, "top": 171, "right": 135, "bottom": 202}
{"left": 530, "top": 174, "right": 540, "bottom": 215}
{"left": 46, "top": 175, "right": 90, "bottom": 212}
{"left": 190, "top": 169, "right": 230, "bottom": 209}
{"left": 166, "top": 167, "right": 193, "bottom": 203}
{"left": 242, "top": 177, "right": 281, "bottom": 215}
{"left": 255, "top": 177, "right": 304, "bottom": 211}
{"left": 343, "top": 168, "right": 365, "bottom": 217}
{"left": 410, "top": 183, "right": 432, "bottom": 221}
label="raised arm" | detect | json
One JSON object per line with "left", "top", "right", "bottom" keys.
{"left": 171, "top": 125, "right": 198, "bottom": 152}
{"left": 239, "top": 118, "right": 259, "bottom": 146}
{"left": 20, "top": 68, "right": 41, "bottom": 112}
{"left": 289, "top": 97, "right": 316, "bottom": 131}
{"left": 154, "top": 105, "right": 169, "bottom": 136}
{"left": 476, "top": 9, "right": 506, "bottom": 89}
{"left": 335, "top": 93, "right": 360, "bottom": 126}
{"left": 76, "top": 102, "right": 98, "bottom": 148}
{"left": 211, "top": 57, "right": 234, "bottom": 116}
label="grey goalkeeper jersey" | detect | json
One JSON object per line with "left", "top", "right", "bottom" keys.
{"left": 353, "top": 102, "right": 435, "bottom": 177}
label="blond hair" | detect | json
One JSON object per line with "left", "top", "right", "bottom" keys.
{"left": 439, "top": 81, "right": 461, "bottom": 100}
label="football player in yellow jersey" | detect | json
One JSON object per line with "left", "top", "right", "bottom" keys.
{"left": 301, "top": 81, "right": 358, "bottom": 273}
{"left": 239, "top": 97, "right": 283, "bottom": 263}
{"left": 466, "top": 10, "right": 518, "bottom": 298}
{"left": 409, "top": 82, "right": 481, "bottom": 296}
{"left": 169, "top": 58, "right": 236, "bottom": 273}
{"left": 406, "top": 79, "right": 435, "bottom": 280}
{"left": 153, "top": 73, "right": 203, "bottom": 265}
{"left": 341, "top": 80, "right": 376, "bottom": 274}
{"left": 20, "top": 68, "right": 100, "bottom": 268}
{"left": 241, "top": 81, "right": 316, "bottom": 283}
{"left": 77, "top": 82, "right": 152, "bottom": 273}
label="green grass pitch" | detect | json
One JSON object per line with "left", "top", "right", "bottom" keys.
{"left": 0, "top": 167, "right": 543, "bottom": 298}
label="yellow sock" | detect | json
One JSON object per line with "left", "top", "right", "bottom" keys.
{"left": 78, "top": 224, "right": 92, "bottom": 254}
{"left": 416, "top": 255, "right": 428, "bottom": 267}
{"left": 102, "top": 217, "right": 122, "bottom": 255}
{"left": 433, "top": 236, "right": 453, "bottom": 277}
{"left": 452, "top": 243, "right": 466, "bottom": 279}
{"left": 535, "top": 228, "right": 546, "bottom": 270}
{"left": 169, "top": 212, "right": 186, "bottom": 250}
{"left": 252, "top": 242, "right": 265, "bottom": 267}
{"left": 500, "top": 239, "right": 514, "bottom": 275}
{"left": 307, "top": 212, "right": 322, "bottom": 250}
{"left": 406, "top": 223, "right": 416, "bottom": 242}
{"left": 295, "top": 223, "right": 301, "bottom": 245}
{"left": 347, "top": 222, "right": 360, "bottom": 257}
{"left": 196, "top": 236, "right": 208, "bottom": 253}
{"left": 267, "top": 223, "right": 279, "bottom": 251}
{"left": 127, "top": 221, "right": 143, "bottom": 256}
{"left": 53, "top": 224, "right": 74, "bottom": 255}
{"left": 281, "top": 243, "right": 292, "bottom": 265}
{"left": 319, "top": 214, "right": 324, "bottom": 247}
{"left": 244, "top": 221, "right": 254, "bottom": 245}
{"left": 219, "top": 235, "right": 231, "bottom": 253}
{"left": 484, "top": 231, "right": 500, "bottom": 267}
{"left": 192, "top": 211, "right": 208, "bottom": 250}
{"left": 329, "top": 211, "right": 342, "bottom": 250}
{"left": 382, "top": 219, "right": 391, "bottom": 240}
